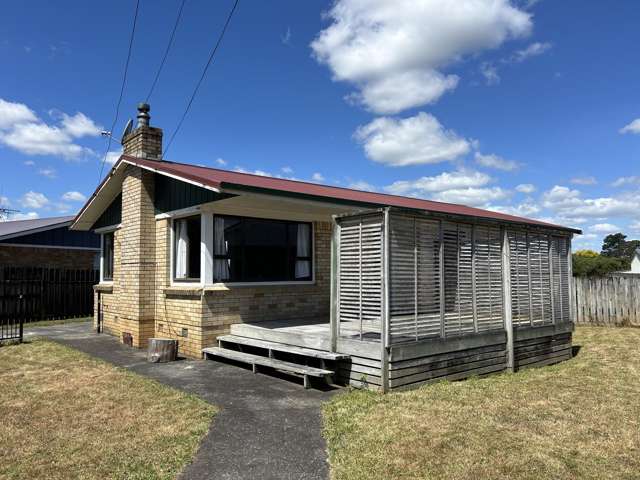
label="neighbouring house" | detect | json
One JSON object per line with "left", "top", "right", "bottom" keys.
{"left": 625, "top": 248, "right": 640, "bottom": 274}
{"left": 0, "top": 216, "right": 100, "bottom": 269}
{"left": 71, "top": 104, "right": 581, "bottom": 391}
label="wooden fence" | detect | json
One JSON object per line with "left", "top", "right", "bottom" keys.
{"left": 0, "top": 266, "right": 98, "bottom": 324}
{"left": 573, "top": 274, "right": 640, "bottom": 327}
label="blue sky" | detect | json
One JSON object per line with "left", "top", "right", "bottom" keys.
{"left": 1, "top": 0, "right": 639, "bottom": 251}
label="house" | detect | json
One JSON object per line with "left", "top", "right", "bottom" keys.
{"left": 0, "top": 216, "right": 100, "bottom": 269}
{"left": 625, "top": 248, "right": 640, "bottom": 273}
{"left": 72, "top": 104, "right": 581, "bottom": 391}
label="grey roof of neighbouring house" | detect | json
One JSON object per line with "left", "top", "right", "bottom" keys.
{"left": 0, "top": 216, "right": 75, "bottom": 241}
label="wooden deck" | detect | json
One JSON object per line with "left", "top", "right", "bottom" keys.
{"left": 229, "top": 317, "right": 382, "bottom": 361}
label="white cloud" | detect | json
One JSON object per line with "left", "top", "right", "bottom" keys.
{"left": 510, "top": 41, "right": 552, "bottom": 62}
{"left": 385, "top": 169, "right": 491, "bottom": 195}
{"left": 62, "top": 191, "right": 87, "bottom": 202}
{"left": 480, "top": 62, "right": 500, "bottom": 86}
{"left": 432, "top": 187, "right": 509, "bottom": 206}
{"left": 611, "top": 176, "right": 640, "bottom": 187}
{"left": 216, "top": 157, "right": 227, "bottom": 166}
{"left": 37, "top": 167, "right": 57, "bottom": 179}
{"left": 20, "top": 191, "right": 49, "bottom": 209}
{"left": 629, "top": 220, "right": 640, "bottom": 233}
{"left": 281, "top": 26, "right": 292, "bottom": 46}
{"left": 6, "top": 212, "right": 39, "bottom": 221}
{"left": 588, "top": 223, "right": 620, "bottom": 234}
{"left": 281, "top": 166, "right": 293, "bottom": 174}
{"left": 348, "top": 180, "right": 376, "bottom": 192}
{"left": 474, "top": 152, "right": 520, "bottom": 171}
{"left": 0, "top": 98, "right": 38, "bottom": 129}
{"left": 105, "top": 149, "right": 123, "bottom": 165}
{"left": 60, "top": 112, "right": 102, "bottom": 138}
{"left": 383, "top": 169, "right": 508, "bottom": 207}
{"left": 570, "top": 176, "right": 597, "bottom": 185}
{"left": 542, "top": 185, "right": 640, "bottom": 220}
{"left": 0, "top": 98, "right": 101, "bottom": 161}
{"left": 53, "top": 202, "right": 71, "bottom": 214}
{"left": 619, "top": 118, "right": 640, "bottom": 135}
{"left": 350, "top": 70, "right": 459, "bottom": 114}
{"left": 355, "top": 112, "right": 470, "bottom": 167}
{"left": 311, "top": 0, "right": 531, "bottom": 113}
{"left": 515, "top": 183, "right": 536, "bottom": 193}
{"left": 488, "top": 201, "right": 540, "bottom": 216}
{"left": 23, "top": 160, "right": 35, "bottom": 166}
{"left": 234, "top": 167, "right": 272, "bottom": 177}
{"left": 311, "top": 172, "right": 325, "bottom": 182}
{"left": 0, "top": 196, "right": 10, "bottom": 207}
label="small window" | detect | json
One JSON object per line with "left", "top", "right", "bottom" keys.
{"left": 102, "top": 231, "right": 114, "bottom": 281}
{"left": 173, "top": 215, "right": 201, "bottom": 282}
{"left": 213, "top": 215, "right": 312, "bottom": 283}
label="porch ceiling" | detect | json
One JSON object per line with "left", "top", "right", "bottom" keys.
{"left": 208, "top": 190, "right": 359, "bottom": 222}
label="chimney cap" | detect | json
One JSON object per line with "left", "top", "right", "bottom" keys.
{"left": 137, "top": 103, "right": 151, "bottom": 127}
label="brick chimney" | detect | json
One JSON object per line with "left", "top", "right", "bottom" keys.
{"left": 117, "top": 103, "right": 158, "bottom": 348}
{"left": 122, "top": 103, "right": 163, "bottom": 160}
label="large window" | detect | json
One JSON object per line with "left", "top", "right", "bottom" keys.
{"left": 102, "top": 231, "right": 114, "bottom": 282}
{"left": 213, "top": 215, "right": 312, "bottom": 283}
{"left": 173, "top": 215, "right": 201, "bottom": 282}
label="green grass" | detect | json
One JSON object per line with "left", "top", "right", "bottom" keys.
{"left": 323, "top": 327, "right": 640, "bottom": 480}
{"left": 24, "top": 316, "right": 92, "bottom": 328}
{"left": 0, "top": 339, "right": 216, "bottom": 480}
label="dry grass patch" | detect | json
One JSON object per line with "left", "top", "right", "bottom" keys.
{"left": 0, "top": 339, "right": 216, "bottom": 480}
{"left": 323, "top": 327, "right": 640, "bottom": 480}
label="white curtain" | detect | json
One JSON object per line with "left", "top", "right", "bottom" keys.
{"left": 175, "top": 219, "right": 189, "bottom": 279}
{"left": 295, "top": 223, "right": 311, "bottom": 279}
{"left": 213, "top": 217, "right": 230, "bottom": 281}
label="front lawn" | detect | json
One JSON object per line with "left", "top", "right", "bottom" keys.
{"left": 323, "top": 327, "right": 640, "bottom": 480}
{"left": 0, "top": 340, "right": 216, "bottom": 480}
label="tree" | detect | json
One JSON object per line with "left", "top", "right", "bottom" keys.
{"left": 600, "top": 232, "right": 639, "bottom": 269}
{"left": 574, "top": 249, "right": 599, "bottom": 258}
{"left": 601, "top": 233, "right": 627, "bottom": 258}
{"left": 572, "top": 252, "right": 625, "bottom": 277}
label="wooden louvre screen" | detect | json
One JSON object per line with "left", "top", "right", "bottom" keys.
{"left": 508, "top": 230, "right": 571, "bottom": 326}
{"left": 387, "top": 212, "right": 504, "bottom": 344}
{"left": 551, "top": 236, "right": 571, "bottom": 323}
{"left": 337, "top": 213, "right": 384, "bottom": 341}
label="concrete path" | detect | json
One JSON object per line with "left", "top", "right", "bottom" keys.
{"left": 25, "top": 323, "right": 337, "bottom": 480}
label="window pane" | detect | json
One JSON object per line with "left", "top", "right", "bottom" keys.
{"left": 213, "top": 215, "right": 312, "bottom": 283}
{"left": 103, "top": 232, "right": 114, "bottom": 281}
{"left": 174, "top": 215, "right": 201, "bottom": 281}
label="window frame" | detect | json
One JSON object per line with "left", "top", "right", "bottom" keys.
{"left": 211, "top": 214, "right": 315, "bottom": 287}
{"left": 97, "top": 225, "right": 118, "bottom": 284}
{"left": 170, "top": 213, "right": 204, "bottom": 286}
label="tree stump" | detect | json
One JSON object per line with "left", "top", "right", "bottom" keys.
{"left": 147, "top": 338, "right": 178, "bottom": 363}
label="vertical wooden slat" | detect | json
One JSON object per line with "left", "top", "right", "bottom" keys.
{"left": 502, "top": 228, "right": 514, "bottom": 372}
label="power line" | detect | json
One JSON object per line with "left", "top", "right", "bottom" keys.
{"left": 163, "top": 0, "right": 239, "bottom": 159}
{"left": 98, "top": 0, "right": 141, "bottom": 181}
{"left": 145, "top": 0, "right": 188, "bottom": 103}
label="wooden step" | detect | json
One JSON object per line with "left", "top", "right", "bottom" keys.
{"left": 202, "top": 347, "right": 334, "bottom": 389}
{"left": 217, "top": 334, "right": 350, "bottom": 361}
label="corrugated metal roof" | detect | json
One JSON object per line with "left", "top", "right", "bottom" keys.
{"left": 122, "top": 156, "right": 580, "bottom": 233}
{"left": 0, "top": 215, "right": 75, "bottom": 240}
